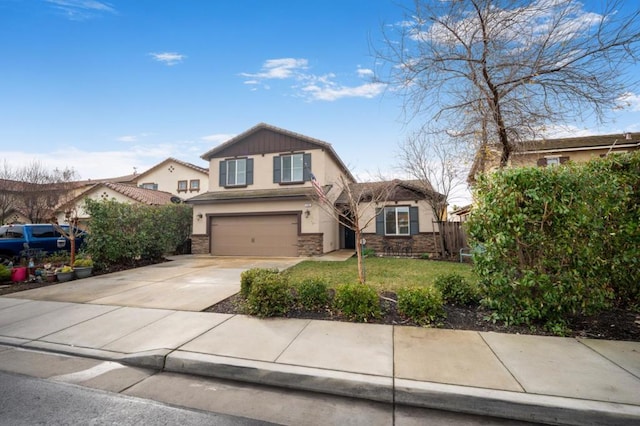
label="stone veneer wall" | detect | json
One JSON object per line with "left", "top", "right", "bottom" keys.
{"left": 298, "top": 233, "right": 323, "bottom": 257}
{"left": 191, "top": 234, "right": 209, "bottom": 254}
{"left": 363, "top": 233, "right": 440, "bottom": 257}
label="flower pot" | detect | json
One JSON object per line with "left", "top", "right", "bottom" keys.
{"left": 56, "top": 271, "right": 74, "bottom": 282}
{"left": 45, "top": 272, "right": 56, "bottom": 283}
{"left": 74, "top": 267, "right": 93, "bottom": 279}
{"left": 11, "top": 267, "right": 28, "bottom": 283}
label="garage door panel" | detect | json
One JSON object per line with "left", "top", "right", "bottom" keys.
{"left": 210, "top": 215, "right": 298, "bottom": 257}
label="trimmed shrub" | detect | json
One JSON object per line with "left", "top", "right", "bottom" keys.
{"left": 397, "top": 286, "right": 444, "bottom": 325}
{"left": 246, "top": 272, "right": 292, "bottom": 317}
{"left": 334, "top": 283, "right": 381, "bottom": 322}
{"left": 295, "top": 278, "right": 330, "bottom": 310}
{"left": 434, "top": 273, "right": 479, "bottom": 306}
{"left": 240, "top": 268, "right": 279, "bottom": 298}
{"left": 467, "top": 152, "right": 640, "bottom": 329}
{"left": 83, "top": 199, "right": 192, "bottom": 268}
{"left": 0, "top": 264, "right": 10, "bottom": 282}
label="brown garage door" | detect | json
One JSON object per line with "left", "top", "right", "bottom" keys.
{"left": 210, "top": 215, "right": 299, "bottom": 256}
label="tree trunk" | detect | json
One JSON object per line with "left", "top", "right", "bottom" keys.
{"left": 354, "top": 219, "right": 365, "bottom": 284}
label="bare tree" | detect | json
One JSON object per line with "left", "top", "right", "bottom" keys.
{"left": 0, "top": 162, "right": 20, "bottom": 224}
{"left": 396, "top": 130, "right": 469, "bottom": 221}
{"left": 312, "top": 175, "right": 395, "bottom": 284}
{"left": 375, "top": 0, "right": 640, "bottom": 166}
{"left": 13, "top": 162, "right": 78, "bottom": 223}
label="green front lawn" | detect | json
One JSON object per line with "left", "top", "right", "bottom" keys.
{"left": 286, "top": 257, "right": 476, "bottom": 292}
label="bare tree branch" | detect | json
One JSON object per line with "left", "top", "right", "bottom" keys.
{"left": 375, "top": 0, "right": 640, "bottom": 166}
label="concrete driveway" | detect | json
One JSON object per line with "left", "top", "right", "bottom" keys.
{"left": 6, "top": 256, "right": 304, "bottom": 311}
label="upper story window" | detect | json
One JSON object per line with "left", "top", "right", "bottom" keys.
{"left": 140, "top": 183, "right": 158, "bottom": 190}
{"left": 273, "top": 153, "right": 311, "bottom": 184}
{"left": 227, "top": 158, "right": 246, "bottom": 186}
{"left": 282, "top": 154, "right": 303, "bottom": 182}
{"left": 385, "top": 206, "right": 410, "bottom": 236}
{"left": 537, "top": 156, "right": 568, "bottom": 167}
{"left": 177, "top": 180, "right": 188, "bottom": 192}
{"left": 219, "top": 158, "right": 253, "bottom": 188}
{"left": 189, "top": 179, "right": 200, "bottom": 192}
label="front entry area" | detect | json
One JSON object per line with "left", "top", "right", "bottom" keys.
{"left": 210, "top": 214, "right": 299, "bottom": 257}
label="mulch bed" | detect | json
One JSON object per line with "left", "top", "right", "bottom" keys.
{"left": 205, "top": 292, "right": 640, "bottom": 341}
{"left": 2, "top": 259, "right": 637, "bottom": 341}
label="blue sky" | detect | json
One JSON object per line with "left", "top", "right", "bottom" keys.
{"left": 1, "top": 0, "right": 639, "bottom": 205}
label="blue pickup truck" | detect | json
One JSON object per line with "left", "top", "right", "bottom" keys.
{"left": 0, "top": 224, "right": 85, "bottom": 264}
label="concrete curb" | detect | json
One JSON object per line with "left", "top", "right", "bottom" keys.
{"left": 163, "top": 350, "right": 394, "bottom": 403}
{"left": 1, "top": 339, "right": 639, "bottom": 426}
{"left": 395, "top": 378, "right": 640, "bottom": 426}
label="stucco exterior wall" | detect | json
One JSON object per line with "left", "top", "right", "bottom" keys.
{"left": 511, "top": 147, "right": 631, "bottom": 167}
{"left": 192, "top": 198, "right": 338, "bottom": 255}
{"left": 359, "top": 200, "right": 437, "bottom": 234}
{"left": 209, "top": 148, "right": 332, "bottom": 191}
{"left": 135, "top": 160, "right": 208, "bottom": 199}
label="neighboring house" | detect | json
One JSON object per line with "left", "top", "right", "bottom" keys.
{"left": 55, "top": 182, "right": 177, "bottom": 228}
{"left": 470, "top": 132, "right": 640, "bottom": 180}
{"left": 188, "top": 123, "right": 442, "bottom": 257}
{"left": 449, "top": 204, "right": 473, "bottom": 223}
{"left": 131, "top": 157, "right": 209, "bottom": 199}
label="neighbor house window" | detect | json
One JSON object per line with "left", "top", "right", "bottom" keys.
{"left": 189, "top": 179, "right": 200, "bottom": 192}
{"left": 219, "top": 158, "right": 253, "bottom": 187}
{"left": 177, "top": 180, "right": 188, "bottom": 192}
{"left": 384, "top": 206, "right": 410, "bottom": 236}
{"left": 546, "top": 157, "right": 560, "bottom": 166}
{"left": 140, "top": 183, "right": 158, "bottom": 190}
{"left": 273, "top": 153, "right": 310, "bottom": 184}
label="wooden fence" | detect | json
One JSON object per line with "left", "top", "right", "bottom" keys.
{"left": 432, "top": 221, "right": 468, "bottom": 259}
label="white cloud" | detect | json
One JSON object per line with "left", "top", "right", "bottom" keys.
{"left": 302, "top": 82, "right": 386, "bottom": 101}
{"left": 116, "top": 135, "right": 137, "bottom": 142}
{"left": 46, "top": 0, "right": 115, "bottom": 20}
{"left": 240, "top": 58, "right": 308, "bottom": 80}
{"left": 149, "top": 52, "right": 186, "bottom": 66}
{"left": 357, "top": 68, "right": 374, "bottom": 77}
{"left": 241, "top": 59, "right": 384, "bottom": 101}
{"left": 617, "top": 92, "right": 640, "bottom": 112}
{"left": 538, "top": 124, "right": 594, "bottom": 139}
{"left": 200, "top": 134, "right": 236, "bottom": 144}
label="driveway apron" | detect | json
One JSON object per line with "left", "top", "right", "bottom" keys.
{"left": 2, "top": 256, "right": 303, "bottom": 311}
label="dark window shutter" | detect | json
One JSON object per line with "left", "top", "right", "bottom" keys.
{"left": 246, "top": 158, "right": 254, "bottom": 185}
{"left": 375, "top": 208, "right": 384, "bottom": 235}
{"left": 273, "top": 156, "right": 281, "bottom": 183}
{"left": 410, "top": 206, "right": 419, "bottom": 235}
{"left": 219, "top": 161, "right": 227, "bottom": 187}
{"left": 536, "top": 158, "right": 547, "bottom": 167}
{"left": 559, "top": 156, "right": 570, "bottom": 164}
{"left": 303, "top": 153, "right": 312, "bottom": 181}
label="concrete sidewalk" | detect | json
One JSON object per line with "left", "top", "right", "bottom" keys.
{"left": 0, "top": 297, "right": 638, "bottom": 425}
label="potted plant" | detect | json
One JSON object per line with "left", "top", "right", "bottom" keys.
{"left": 55, "top": 265, "right": 74, "bottom": 282}
{"left": 72, "top": 257, "right": 93, "bottom": 279}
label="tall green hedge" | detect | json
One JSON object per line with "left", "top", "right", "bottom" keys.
{"left": 467, "top": 152, "right": 639, "bottom": 329}
{"left": 83, "top": 199, "right": 192, "bottom": 267}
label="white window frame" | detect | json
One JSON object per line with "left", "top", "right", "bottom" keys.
{"left": 384, "top": 206, "right": 410, "bottom": 236}
{"left": 281, "top": 154, "right": 304, "bottom": 183}
{"left": 545, "top": 156, "right": 560, "bottom": 166}
{"left": 226, "top": 158, "right": 247, "bottom": 186}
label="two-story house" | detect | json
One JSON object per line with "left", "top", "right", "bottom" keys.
{"left": 188, "top": 123, "right": 355, "bottom": 257}
{"left": 470, "top": 132, "right": 640, "bottom": 179}
{"left": 132, "top": 157, "right": 209, "bottom": 199}
{"left": 188, "top": 123, "right": 442, "bottom": 258}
